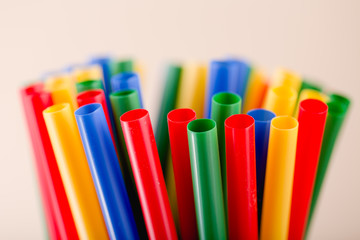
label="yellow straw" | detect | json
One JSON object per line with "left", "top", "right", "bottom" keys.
{"left": 72, "top": 65, "right": 103, "bottom": 83}
{"left": 262, "top": 86, "right": 297, "bottom": 116}
{"left": 272, "top": 68, "right": 302, "bottom": 92}
{"left": 43, "top": 103, "right": 109, "bottom": 240}
{"left": 293, "top": 89, "right": 329, "bottom": 117}
{"left": 44, "top": 74, "right": 77, "bottom": 111}
{"left": 260, "top": 116, "right": 298, "bottom": 240}
{"left": 242, "top": 68, "right": 268, "bottom": 113}
{"left": 176, "top": 63, "right": 207, "bottom": 118}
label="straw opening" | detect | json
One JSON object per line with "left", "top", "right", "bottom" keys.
{"left": 168, "top": 108, "right": 196, "bottom": 123}
{"left": 299, "top": 99, "right": 328, "bottom": 114}
{"left": 247, "top": 109, "right": 276, "bottom": 122}
{"left": 271, "top": 116, "right": 298, "bottom": 130}
{"left": 188, "top": 119, "right": 216, "bottom": 133}
{"left": 43, "top": 103, "right": 69, "bottom": 114}
{"left": 213, "top": 92, "right": 241, "bottom": 105}
{"left": 327, "top": 101, "right": 346, "bottom": 115}
{"left": 77, "top": 89, "right": 103, "bottom": 99}
{"left": 225, "top": 114, "right": 254, "bottom": 129}
{"left": 121, "top": 109, "right": 148, "bottom": 122}
{"left": 75, "top": 103, "right": 102, "bottom": 116}
{"left": 111, "top": 89, "right": 136, "bottom": 97}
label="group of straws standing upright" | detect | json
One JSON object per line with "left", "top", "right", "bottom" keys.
{"left": 20, "top": 57, "right": 350, "bottom": 240}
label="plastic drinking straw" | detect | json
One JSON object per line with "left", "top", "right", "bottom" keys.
{"left": 109, "top": 90, "right": 148, "bottom": 239}
{"left": 288, "top": 99, "right": 328, "bottom": 240}
{"left": 225, "top": 114, "right": 258, "bottom": 240}
{"left": 111, "top": 59, "right": 134, "bottom": 76}
{"left": 110, "top": 89, "right": 141, "bottom": 170}
{"left": 155, "top": 64, "right": 182, "bottom": 172}
{"left": 272, "top": 68, "right": 302, "bottom": 92}
{"left": 20, "top": 83, "right": 78, "bottom": 240}
{"left": 72, "top": 64, "right": 103, "bottom": 83}
{"left": 176, "top": 63, "right": 207, "bottom": 118}
{"left": 111, "top": 72, "right": 144, "bottom": 108}
{"left": 76, "top": 90, "right": 116, "bottom": 148}
{"left": 76, "top": 79, "right": 104, "bottom": 93}
{"left": 211, "top": 92, "right": 241, "bottom": 219}
{"left": 88, "top": 57, "right": 113, "bottom": 93}
{"left": 44, "top": 74, "right": 78, "bottom": 111}
{"left": 205, "top": 60, "right": 250, "bottom": 118}
{"left": 121, "top": 109, "right": 177, "bottom": 240}
{"left": 167, "top": 108, "right": 198, "bottom": 239}
{"left": 242, "top": 69, "right": 269, "bottom": 113}
{"left": 306, "top": 94, "right": 351, "bottom": 233}
{"left": 75, "top": 103, "right": 139, "bottom": 240}
{"left": 187, "top": 119, "right": 227, "bottom": 240}
{"left": 260, "top": 116, "right": 298, "bottom": 240}
{"left": 247, "top": 109, "right": 276, "bottom": 227}
{"left": 227, "top": 59, "right": 251, "bottom": 100}
{"left": 299, "top": 79, "right": 322, "bottom": 93}
{"left": 262, "top": 85, "right": 297, "bottom": 116}
{"left": 293, "top": 89, "right": 329, "bottom": 117}
{"left": 43, "top": 103, "right": 109, "bottom": 240}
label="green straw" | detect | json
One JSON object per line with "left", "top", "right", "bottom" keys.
{"left": 306, "top": 94, "right": 350, "bottom": 234}
{"left": 111, "top": 59, "right": 134, "bottom": 76}
{"left": 75, "top": 79, "right": 104, "bottom": 93}
{"left": 109, "top": 89, "right": 148, "bottom": 239}
{"left": 187, "top": 119, "right": 226, "bottom": 240}
{"left": 210, "top": 92, "right": 241, "bottom": 224}
{"left": 299, "top": 79, "right": 323, "bottom": 93}
{"left": 155, "top": 64, "right": 182, "bottom": 172}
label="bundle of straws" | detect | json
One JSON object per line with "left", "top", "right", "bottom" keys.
{"left": 20, "top": 57, "right": 350, "bottom": 240}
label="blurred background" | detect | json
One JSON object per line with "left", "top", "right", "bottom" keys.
{"left": 0, "top": 0, "right": 359, "bottom": 239}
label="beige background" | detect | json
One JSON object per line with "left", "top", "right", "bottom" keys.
{"left": 0, "top": 0, "right": 359, "bottom": 239}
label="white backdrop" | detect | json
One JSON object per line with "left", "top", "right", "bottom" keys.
{"left": 0, "top": 0, "right": 359, "bottom": 239}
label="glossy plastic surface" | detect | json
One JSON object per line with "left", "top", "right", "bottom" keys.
{"left": 293, "top": 89, "right": 329, "bottom": 117}
{"left": 205, "top": 60, "right": 250, "bottom": 117}
{"left": 211, "top": 92, "right": 241, "bottom": 218}
{"left": 20, "top": 83, "right": 78, "bottom": 240}
{"left": 44, "top": 74, "right": 77, "bottom": 111}
{"left": 111, "top": 72, "right": 144, "bottom": 107}
{"left": 72, "top": 65, "right": 103, "bottom": 83}
{"left": 77, "top": 90, "right": 115, "bottom": 148}
{"left": 155, "top": 64, "right": 182, "bottom": 172}
{"left": 262, "top": 85, "right": 297, "bottom": 116}
{"left": 75, "top": 103, "right": 138, "bottom": 240}
{"left": 247, "top": 108, "right": 276, "bottom": 226}
{"left": 43, "top": 103, "right": 109, "bottom": 240}
{"left": 109, "top": 90, "right": 147, "bottom": 238}
{"left": 187, "top": 119, "right": 226, "bottom": 240}
{"left": 111, "top": 59, "right": 134, "bottom": 76}
{"left": 289, "top": 99, "right": 328, "bottom": 240}
{"left": 167, "top": 108, "right": 198, "bottom": 239}
{"left": 176, "top": 63, "right": 207, "bottom": 118}
{"left": 243, "top": 69, "right": 268, "bottom": 113}
{"left": 272, "top": 68, "right": 302, "bottom": 92}
{"left": 307, "top": 94, "right": 351, "bottom": 232}
{"left": 120, "top": 109, "right": 177, "bottom": 240}
{"left": 76, "top": 80, "right": 104, "bottom": 93}
{"left": 260, "top": 116, "right": 298, "bottom": 240}
{"left": 225, "top": 114, "right": 258, "bottom": 240}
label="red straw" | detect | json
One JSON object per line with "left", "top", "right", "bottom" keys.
{"left": 120, "top": 109, "right": 177, "bottom": 240}
{"left": 225, "top": 114, "right": 258, "bottom": 240}
{"left": 77, "top": 89, "right": 116, "bottom": 149}
{"left": 289, "top": 99, "right": 328, "bottom": 240}
{"left": 20, "top": 83, "right": 78, "bottom": 240}
{"left": 167, "top": 108, "right": 198, "bottom": 239}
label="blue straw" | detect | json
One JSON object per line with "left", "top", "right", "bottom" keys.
{"left": 247, "top": 108, "right": 275, "bottom": 226}
{"left": 75, "top": 103, "right": 139, "bottom": 240}
{"left": 205, "top": 59, "right": 250, "bottom": 118}
{"left": 111, "top": 72, "right": 144, "bottom": 108}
